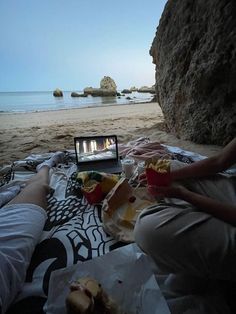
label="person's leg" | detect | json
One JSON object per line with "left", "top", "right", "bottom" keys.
{"left": 171, "top": 160, "right": 236, "bottom": 205}
{"left": 7, "top": 151, "right": 65, "bottom": 209}
{"left": 0, "top": 152, "right": 65, "bottom": 312}
{"left": 0, "top": 202, "right": 47, "bottom": 313}
{"left": 135, "top": 160, "right": 236, "bottom": 302}
{"left": 8, "top": 165, "right": 50, "bottom": 209}
{"left": 134, "top": 203, "right": 236, "bottom": 281}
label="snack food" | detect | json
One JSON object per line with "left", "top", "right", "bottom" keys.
{"left": 66, "top": 277, "right": 121, "bottom": 314}
{"left": 145, "top": 159, "right": 171, "bottom": 186}
{"left": 146, "top": 159, "right": 170, "bottom": 172}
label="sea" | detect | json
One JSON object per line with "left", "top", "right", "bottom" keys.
{"left": 0, "top": 91, "right": 154, "bottom": 113}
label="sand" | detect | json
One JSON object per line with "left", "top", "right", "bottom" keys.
{"left": 0, "top": 102, "right": 222, "bottom": 166}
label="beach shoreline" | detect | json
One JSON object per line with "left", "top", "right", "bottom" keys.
{"left": 0, "top": 102, "right": 222, "bottom": 166}
{"left": 0, "top": 100, "right": 152, "bottom": 115}
{"left": 0, "top": 90, "right": 154, "bottom": 113}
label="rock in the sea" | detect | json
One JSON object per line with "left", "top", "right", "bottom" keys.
{"left": 121, "top": 89, "right": 132, "bottom": 94}
{"left": 53, "top": 88, "right": 63, "bottom": 97}
{"left": 83, "top": 87, "right": 93, "bottom": 94}
{"left": 150, "top": 0, "right": 236, "bottom": 145}
{"left": 83, "top": 77, "right": 117, "bottom": 97}
{"left": 83, "top": 87, "right": 94, "bottom": 95}
{"left": 138, "top": 86, "right": 155, "bottom": 93}
{"left": 100, "top": 76, "right": 117, "bottom": 90}
{"left": 83, "top": 87, "right": 116, "bottom": 97}
{"left": 71, "top": 92, "right": 87, "bottom": 97}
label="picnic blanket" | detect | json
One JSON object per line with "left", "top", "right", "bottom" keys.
{"left": 0, "top": 138, "right": 232, "bottom": 314}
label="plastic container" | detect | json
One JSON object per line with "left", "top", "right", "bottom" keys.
{"left": 121, "top": 158, "right": 135, "bottom": 179}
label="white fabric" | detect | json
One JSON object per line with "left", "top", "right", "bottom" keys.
{"left": 0, "top": 186, "right": 21, "bottom": 208}
{"left": 0, "top": 203, "right": 47, "bottom": 313}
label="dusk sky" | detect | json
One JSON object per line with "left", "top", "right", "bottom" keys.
{"left": 0, "top": 0, "right": 167, "bottom": 92}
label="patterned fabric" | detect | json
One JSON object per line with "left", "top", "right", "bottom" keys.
{"left": 6, "top": 169, "right": 125, "bottom": 314}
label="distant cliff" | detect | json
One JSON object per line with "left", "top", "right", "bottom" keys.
{"left": 150, "top": 0, "right": 236, "bottom": 145}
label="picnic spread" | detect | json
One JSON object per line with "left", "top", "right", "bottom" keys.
{"left": 1, "top": 137, "right": 233, "bottom": 314}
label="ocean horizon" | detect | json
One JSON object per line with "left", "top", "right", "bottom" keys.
{"left": 0, "top": 91, "right": 154, "bottom": 113}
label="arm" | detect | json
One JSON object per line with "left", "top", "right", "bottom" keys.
{"left": 172, "top": 138, "right": 236, "bottom": 181}
{"left": 153, "top": 185, "right": 236, "bottom": 226}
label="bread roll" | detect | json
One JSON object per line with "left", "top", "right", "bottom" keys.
{"left": 66, "top": 290, "right": 92, "bottom": 314}
{"left": 66, "top": 277, "right": 120, "bottom": 314}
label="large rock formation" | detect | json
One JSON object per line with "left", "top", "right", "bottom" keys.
{"left": 150, "top": 0, "right": 236, "bottom": 145}
{"left": 84, "top": 76, "right": 117, "bottom": 96}
{"left": 100, "top": 76, "right": 117, "bottom": 90}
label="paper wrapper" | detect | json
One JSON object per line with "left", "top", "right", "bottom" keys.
{"left": 102, "top": 178, "right": 157, "bottom": 243}
{"left": 45, "top": 244, "right": 170, "bottom": 314}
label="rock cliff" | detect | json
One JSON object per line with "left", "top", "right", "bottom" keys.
{"left": 150, "top": 0, "right": 236, "bottom": 145}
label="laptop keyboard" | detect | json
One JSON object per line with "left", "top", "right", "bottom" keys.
{"left": 79, "top": 162, "right": 122, "bottom": 174}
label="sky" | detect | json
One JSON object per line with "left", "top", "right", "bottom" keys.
{"left": 0, "top": 0, "right": 167, "bottom": 92}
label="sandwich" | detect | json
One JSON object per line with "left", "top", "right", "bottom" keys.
{"left": 66, "top": 277, "right": 123, "bottom": 314}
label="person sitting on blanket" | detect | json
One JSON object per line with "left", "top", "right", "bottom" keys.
{"left": 0, "top": 152, "right": 65, "bottom": 314}
{"left": 134, "top": 137, "right": 236, "bottom": 289}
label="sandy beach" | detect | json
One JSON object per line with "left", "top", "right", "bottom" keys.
{"left": 0, "top": 102, "right": 222, "bottom": 166}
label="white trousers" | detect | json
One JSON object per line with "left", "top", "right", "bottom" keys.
{"left": 0, "top": 203, "right": 46, "bottom": 314}
{"left": 134, "top": 161, "right": 236, "bottom": 281}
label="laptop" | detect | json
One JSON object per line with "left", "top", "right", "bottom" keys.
{"left": 74, "top": 135, "right": 122, "bottom": 173}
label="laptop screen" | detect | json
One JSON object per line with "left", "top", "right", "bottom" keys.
{"left": 74, "top": 135, "right": 118, "bottom": 164}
